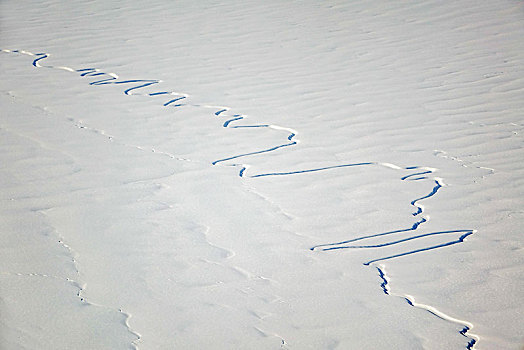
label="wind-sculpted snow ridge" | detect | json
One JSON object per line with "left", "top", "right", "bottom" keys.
{"left": 54, "top": 214, "right": 142, "bottom": 350}
{"left": 2, "top": 49, "right": 478, "bottom": 349}
{"left": 376, "top": 265, "right": 479, "bottom": 349}
{"left": 2, "top": 209, "right": 142, "bottom": 349}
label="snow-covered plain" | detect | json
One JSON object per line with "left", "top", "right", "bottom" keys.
{"left": 1, "top": 1, "right": 523, "bottom": 349}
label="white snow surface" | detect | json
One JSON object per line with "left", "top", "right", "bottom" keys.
{"left": 1, "top": 1, "right": 523, "bottom": 349}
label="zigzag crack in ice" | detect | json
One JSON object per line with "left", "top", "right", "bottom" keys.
{"left": 3, "top": 49, "right": 477, "bottom": 269}
{"left": 376, "top": 266, "right": 390, "bottom": 295}
{"left": 310, "top": 166, "right": 474, "bottom": 266}
{"left": 375, "top": 266, "right": 479, "bottom": 349}
{"left": 411, "top": 180, "right": 442, "bottom": 216}
{"left": 1, "top": 48, "right": 478, "bottom": 349}
{"left": 5, "top": 49, "right": 300, "bottom": 178}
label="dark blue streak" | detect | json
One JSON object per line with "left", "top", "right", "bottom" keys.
{"left": 32, "top": 53, "right": 48, "bottom": 67}
{"left": 78, "top": 69, "right": 97, "bottom": 76}
{"left": 223, "top": 117, "right": 244, "bottom": 127}
{"left": 401, "top": 171, "right": 432, "bottom": 180}
{"left": 89, "top": 79, "right": 159, "bottom": 95}
{"left": 460, "top": 327, "right": 477, "bottom": 350}
{"left": 411, "top": 180, "right": 442, "bottom": 216}
{"left": 164, "top": 97, "right": 186, "bottom": 107}
{"left": 84, "top": 72, "right": 107, "bottom": 77}
{"left": 363, "top": 231, "right": 474, "bottom": 265}
{"left": 376, "top": 267, "right": 389, "bottom": 295}
{"left": 211, "top": 142, "right": 297, "bottom": 166}
{"left": 230, "top": 125, "right": 270, "bottom": 128}
{"left": 88, "top": 77, "right": 117, "bottom": 84}
{"left": 252, "top": 162, "right": 373, "bottom": 178}
{"left": 239, "top": 167, "right": 247, "bottom": 177}
{"left": 311, "top": 219, "right": 426, "bottom": 251}
{"left": 149, "top": 91, "right": 171, "bottom": 96}
{"left": 321, "top": 230, "right": 472, "bottom": 251}
{"left": 122, "top": 81, "right": 159, "bottom": 95}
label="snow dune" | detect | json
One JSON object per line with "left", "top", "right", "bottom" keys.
{"left": 1, "top": 1, "right": 523, "bottom": 349}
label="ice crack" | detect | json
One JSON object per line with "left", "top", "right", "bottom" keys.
{"left": 375, "top": 265, "right": 479, "bottom": 349}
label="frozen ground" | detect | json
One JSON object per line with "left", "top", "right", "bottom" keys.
{"left": 1, "top": 1, "right": 523, "bottom": 349}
